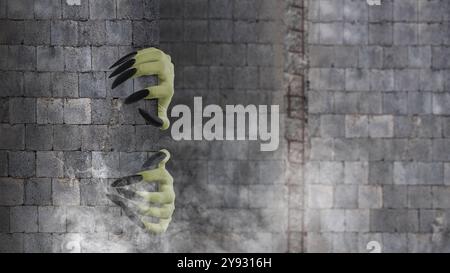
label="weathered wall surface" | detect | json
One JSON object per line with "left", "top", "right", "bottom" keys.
{"left": 0, "top": 0, "right": 163, "bottom": 252}
{"left": 305, "top": 0, "right": 450, "bottom": 252}
{"left": 0, "top": 0, "right": 294, "bottom": 253}
{"left": 158, "top": 0, "right": 292, "bottom": 252}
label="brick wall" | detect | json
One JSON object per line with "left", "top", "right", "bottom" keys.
{"left": 304, "top": 0, "right": 450, "bottom": 253}
{"left": 0, "top": 0, "right": 297, "bottom": 253}
{"left": 0, "top": 0, "right": 161, "bottom": 253}
{"left": 158, "top": 0, "right": 293, "bottom": 252}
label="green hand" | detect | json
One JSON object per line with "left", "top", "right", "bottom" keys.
{"left": 109, "top": 48, "right": 175, "bottom": 130}
{"left": 107, "top": 149, "right": 175, "bottom": 234}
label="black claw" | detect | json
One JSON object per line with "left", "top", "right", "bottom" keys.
{"left": 106, "top": 194, "right": 146, "bottom": 230}
{"left": 116, "top": 188, "right": 138, "bottom": 200}
{"left": 138, "top": 108, "right": 164, "bottom": 128}
{"left": 111, "top": 175, "right": 142, "bottom": 188}
{"left": 111, "top": 68, "right": 137, "bottom": 89}
{"left": 109, "top": 52, "right": 137, "bottom": 69}
{"left": 125, "top": 89, "right": 150, "bottom": 105}
{"left": 142, "top": 151, "right": 167, "bottom": 169}
{"left": 109, "top": 59, "right": 136, "bottom": 79}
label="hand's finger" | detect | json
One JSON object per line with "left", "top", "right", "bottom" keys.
{"left": 138, "top": 108, "right": 164, "bottom": 128}
{"left": 137, "top": 190, "right": 175, "bottom": 204}
{"left": 109, "top": 51, "right": 137, "bottom": 69}
{"left": 142, "top": 151, "right": 167, "bottom": 169}
{"left": 109, "top": 59, "right": 136, "bottom": 78}
{"left": 106, "top": 194, "right": 146, "bottom": 230}
{"left": 139, "top": 203, "right": 175, "bottom": 219}
{"left": 111, "top": 175, "right": 143, "bottom": 188}
{"left": 138, "top": 61, "right": 164, "bottom": 78}
{"left": 124, "top": 89, "right": 150, "bottom": 104}
{"left": 109, "top": 48, "right": 160, "bottom": 69}
{"left": 111, "top": 68, "right": 137, "bottom": 89}
{"left": 143, "top": 218, "right": 172, "bottom": 234}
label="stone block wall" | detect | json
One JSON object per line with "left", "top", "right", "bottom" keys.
{"left": 305, "top": 0, "right": 450, "bottom": 253}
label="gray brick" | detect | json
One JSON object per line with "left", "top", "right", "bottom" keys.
{"left": 62, "top": 0, "right": 89, "bottom": 20}
{"left": 9, "top": 98, "right": 35, "bottom": 124}
{"left": 90, "top": 0, "right": 116, "bottom": 19}
{"left": 0, "top": 124, "right": 25, "bottom": 150}
{"left": 25, "top": 178, "right": 52, "bottom": 206}
{"left": 369, "top": 162, "right": 393, "bottom": 185}
{"left": 24, "top": 72, "right": 52, "bottom": 97}
{"left": 184, "top": 20, "right": 208, "bottom": 42}
{"left": 359, "top": 185, "right": 382, "bottom": 209}
{"left": 51, "top": 21, "right": 78, "bottom": 46}
{"left": 233, "top": 21, "right": 257, "bottom": 43}
{"left": 221, "top": 44, "right": 246, "bottom": 66}
{"left": 7, "top": 0, "right": 33, "bottom": 19}
{"left": 0, "top": 207, "right": 9, "bottom": 232}
{"left": 233, "top": 67, "right": 258, "bottom": 90}
{"left": 160, "top": 19, "right": 184, "bottom": 42}
{"left": 321, "top": 210, "right": 345, "bottom": 232}
{"left": 344, "top": 22, "right": 368, "bottom": 45}
{"left": 432, "top": 47, "right": 450, "bottom": 69}
{"left": 91, "top": 99, "right": 112, "bottom": 124}
{"left": 419, "top": 70, "right": 444, "bottom": 92}
{"left": 92, "top": 152, "right": 120, "bottom": 178}
{"left": 209, "top": 67, "right": 233, "bottom": 89}
{"left": 92, "top": 46, "right": 118, "bottom": 71}
{"left": 37, "top": 46, "right": 65, "bottom": 71}
{"left": 23, "top": 21, "right": 51, "bottom": 45}
{"left": 135, "top": 125, "right": 157, "bottom": 150}
{"left": 7, "top": 46, "right": 36, "bottom": 71}
{"left": 408, "top": 139, "right": 432, "bottom": 161}
{"left": 345, "top": 115, "right": 368, "bottom": 138}
{"left": 383, "top": 185, "right": 408, "bottom": 209}
{"left": 432, "top": 139, "right": 450, "bottom": 161}
{"left": 64, "top": 99, "right": 91, "bottom": 124}
{"left": 307, "top": 185, "right": 333, "bottom": 209}
{"left": 394, "top": 0, "right": 418, "bottom": 21}
{"left": 117, "top": 0, "right": 144, "bottom": 19}
{"left": 34, "top": 0, "right": 61, "bottom": 19}
{"left": 37, "top": 98, "right": 63, "bottom": 124}
{"left": 0, "top": 0, "right": 6, "bottom": 18}
{"left": 394, "top": 23, "right": 418, "bottom": 45}
{"left": 38, "top": 206, "right": 66, "bottom": 232}
{"left": 0, "top": 72, "right": 23, "bottom": 97}
{"left": 0, "top": 178, "right": 24, "bottom": 205}
{"left": 444, "top": 118, "right": 450, "bottom": 138}
{"left": 80, "top": 178, "right": 109, "bottom": 206}
{"left": 52, "top": 233, "right": 81, "bottom": 253}
{"left": 0, "top": 20, "right": 24, "bottom": 44}
{"left": 0, "top": 151, "right": 7, "bottom": 176}
{"left": 446, "top": 164, "right": 450, "bottom": 185}
{"left": 26, "top": 125, "right": 53, "bottom": 151}
{"left": 419, "top": 23, "right": 443, "bottom": 45}
{"left": 8, "top": 151, "right": 35, "bottom": 178}
{"left": 78, "top": 21, "right": 106, "bottom": 46}
{"left": 0, "top": 46, "right": 7, "bottom": 69}
{"left": 53, "top": 125, "right": 81, "bottom": 151}
{"left": 0, "top": 234, "right": 23, "bottom": 253}
{"left": 345, "top": 209, "right": 370, "bottom": 232}
{"left": 433, "top": 93, "right": 450, "bottom": 115}
{"left": 247, "top": 44, "right": 274, "bottom": 67}
{"left": 183, "top": 66, "right": 208, "bottom": 89}
{"left": 368, "top": 115, "right": 394, "bottom": 138}
{"left": 209, "top": 0, "right": 232, "bottom": 18}
{"left": 64, "top": 47, "right": 92, "bottom": 72}
{"left": 81, "top": 125, "right": 109, "bottom": 151}
{"left": 394, "top": 162, "right": 443, "bottom": 185}
{"left": 334, "top": 185, "right": 358, "bottom": 208}
{"left": 64, "top": 152, "right": 91, "bottom": 179}
{"left": 24, "top": 233, "right": 53, "bottom": 253}
{"left": 408, "top": 46, "right": 431, "bottom": 68}
{"left": 209, "top": 20, "right": 233, "bottom": 43}
{"left": 408, "top": 186, "right": 432, "bottom": 208}
{"left": 52, "top": 72, "right": 78, "bottom": 97}
{"left": 10, "top": 206, "right": 38, "bottom": 232}
{"left": 344, "top": 162, "right": 368, "bottom": 185}
{"left": 384, "top": 46, "right": 408, "bottom": 69}
{"left": 79, "top": 72, "right": 106, "bottom": 98}
{"left": 383, "top": 92, "right": 408, "bottom": 115}
{"left": 371, "top": 209, "right": 418, "bottom": 233}
{"left": 109, "top": 125, "right": 135, "bottom": 152}
{"left": 106, "top": 20, "right": 132, "bottom": 45}
{"left": 52, "top": 178, "right": 80, "bottom": 206}
{"left": 36, "top": 151, "right": 64, "bottom": 178}
{"left": 408, "top": 92, "right": 432, "bottom": 114}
